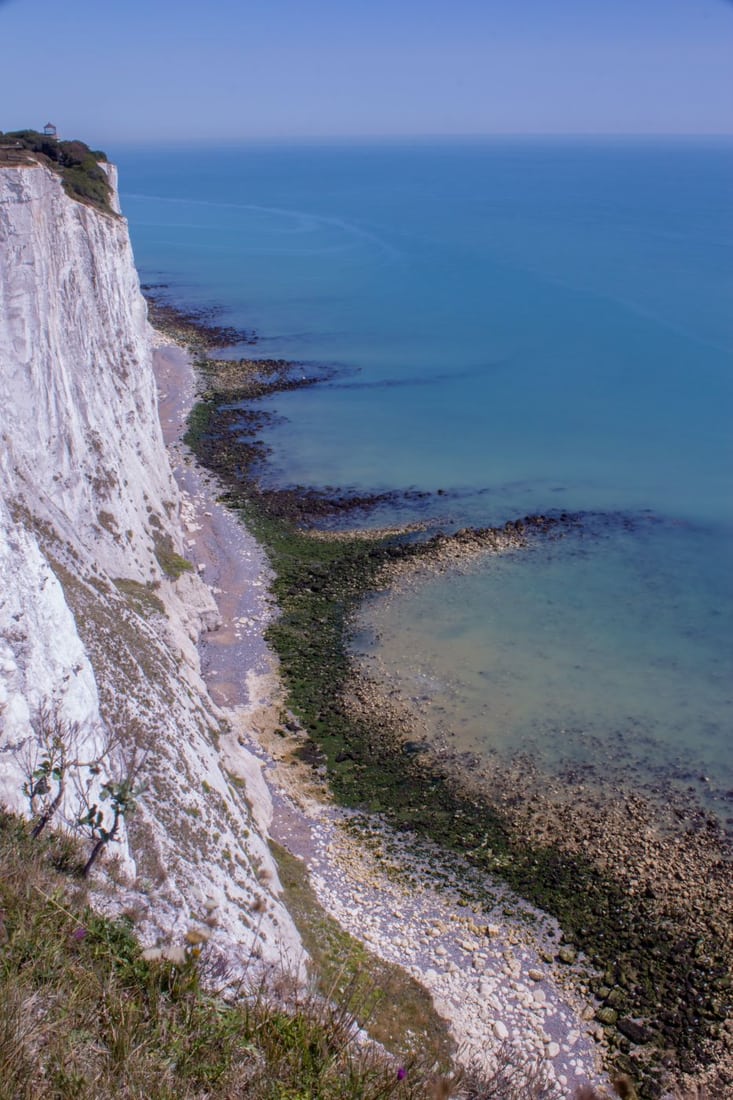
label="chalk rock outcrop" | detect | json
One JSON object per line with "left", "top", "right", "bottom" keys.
{"left": 0, "top": 157, "right": 302, "bottom": 974}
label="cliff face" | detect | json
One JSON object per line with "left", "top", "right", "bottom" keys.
{"left": 0, "top": 158, "right": 302, "bottom": 972}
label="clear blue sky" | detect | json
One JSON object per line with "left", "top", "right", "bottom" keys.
{"left": 1, "top": 0, "right": 731, "bottom": 145}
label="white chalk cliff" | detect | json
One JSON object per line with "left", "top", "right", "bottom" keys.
{"left": 0, "top": 157, "right": 302, "bottom": 972}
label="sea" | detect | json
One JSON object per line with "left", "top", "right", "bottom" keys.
{"left": 115, "top": 137, "right": 733, "bottom": 816}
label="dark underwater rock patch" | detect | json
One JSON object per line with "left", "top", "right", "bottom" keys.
{"left": 144, "top": 290, "right": 258, "bottom": 349}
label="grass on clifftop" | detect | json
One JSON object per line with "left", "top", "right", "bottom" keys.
{"left": 0, "top": 130, "right": 113, "bottom": 214}
{"left": 0, "top": 810, "right": 455, "bottom": 1100}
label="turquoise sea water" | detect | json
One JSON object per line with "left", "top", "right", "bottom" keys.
{"left": 116, "top": 139, "right": 733, "bottom": 809}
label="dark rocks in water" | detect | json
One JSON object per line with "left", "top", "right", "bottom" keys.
{"left": 257, "top": 483, "right": 428, "bottom": 527}
{"left": 557, "top": 945, "right": 577, "bottom": 964}
{"left": 144, "top": 292, "right": 257, "bottom": 348}
{"left": 596, "top": 1007, "right": 619, "bottom": 1026}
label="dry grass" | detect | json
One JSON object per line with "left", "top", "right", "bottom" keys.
{"left": 0, "top": 810, "right": 464, "bottom": 1099}
{"left": 271, "top": 838, "right": 456, "bottom": 1069}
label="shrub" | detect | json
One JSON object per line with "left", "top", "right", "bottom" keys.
{"left": 154, "top": 535, "right": 195, "bottom": 579}
{"left": 1, "top": 129, "right": 113, "bottom": 214}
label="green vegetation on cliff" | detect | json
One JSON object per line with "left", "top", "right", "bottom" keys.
{"left": 0, "top": 811, "right": 452, "bottom": 1100}
{"left": 0, "top": 130, "right": 113, "bottom": 214}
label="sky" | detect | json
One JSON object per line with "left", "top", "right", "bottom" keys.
{"left": 0, "top": 0, "right": 731, "bottom": 145}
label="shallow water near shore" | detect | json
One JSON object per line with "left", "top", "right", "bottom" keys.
{"left": 353, "top": 518, "right": 733, "bottom": 807}
{"left": 117, "top": 137, "right": 733, "bottom": 818}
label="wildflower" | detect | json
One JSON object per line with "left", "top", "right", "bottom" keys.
{"left": 185, "top": 928, "right": 209, "bottom": 946}
{"left": 161, "top": 945, "right": 187, "bottom": 965}
{"left": 397, "top": 1067, "right": 406, "bottom": 1081}
{"left": 70, "top": 926, "right": 87, "bottom": 942}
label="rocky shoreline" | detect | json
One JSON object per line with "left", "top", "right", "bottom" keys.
{"left": 150, "top": 317, "right": 612, "bottom": 1094}
{"left": 149, "top": 294, "right": 732, "bottom": 1098}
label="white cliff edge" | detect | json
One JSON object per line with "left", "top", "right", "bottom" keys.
{"left": 0, "top": 157, "right": 303, "bottom": 975}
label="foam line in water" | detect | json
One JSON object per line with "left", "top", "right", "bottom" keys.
{"left": 121, "top": 190, "right": 402, "bottom": 259}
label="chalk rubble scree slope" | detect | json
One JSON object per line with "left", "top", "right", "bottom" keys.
{"left": 0, "top": 156, "right": 303, "bottom": 973}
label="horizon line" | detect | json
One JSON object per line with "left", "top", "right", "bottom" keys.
{"left": 102, "top": 129, "right": 733, "bottom": 147}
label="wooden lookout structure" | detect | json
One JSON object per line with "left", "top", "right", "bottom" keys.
{"left": 43, "top": 122, "right": 58, "bottom": 139}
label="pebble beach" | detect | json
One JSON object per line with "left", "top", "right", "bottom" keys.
{"left": 152, "top": 336, "right": 614, "bottom": 1095}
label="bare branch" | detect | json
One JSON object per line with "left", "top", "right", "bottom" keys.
{"left": 17, "top": 704, "right": 124, "bottom": 840}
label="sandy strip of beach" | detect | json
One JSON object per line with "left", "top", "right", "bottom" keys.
{"left": 152, "top": 337, "right": 611, "bottom": 1095}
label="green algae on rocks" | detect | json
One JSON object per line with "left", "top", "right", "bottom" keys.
{"left": 171, "top": 299, "right": 731, "bottom": 1099}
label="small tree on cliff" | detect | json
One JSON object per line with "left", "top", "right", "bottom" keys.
{"left": 77, "top": 777, "right": 138, "bottom": 877}
{"left": 20, "top": 706, "right": 116, "bottom": 839}
{"left": 22, "top": 707, "right": 73, "bottom": 837}
{"left": 74, "top": 745, "right": 146, "bottom": 877}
